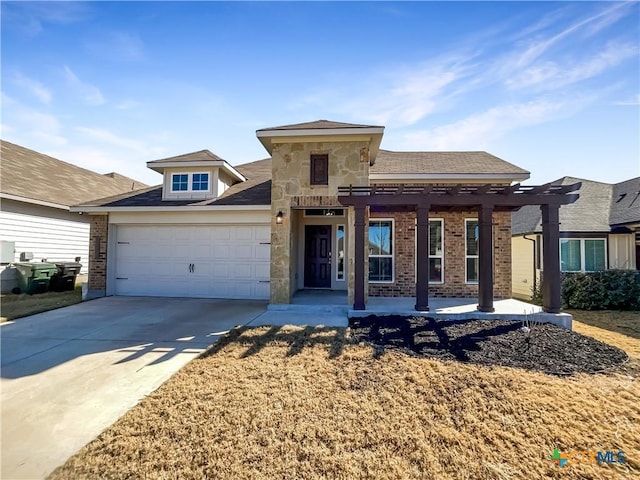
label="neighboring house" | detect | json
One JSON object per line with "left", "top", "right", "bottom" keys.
{"left": 73, "top": 120, "right": 579, "bottom": 313}
{"left": 511, "top": 176, "right": 640, "bottom": 299}
{"left": 0, "top": 140, "right": 148, "bottom": 292}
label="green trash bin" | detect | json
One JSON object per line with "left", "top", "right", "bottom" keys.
{"left": 14, "top": 262, "right": 57, "bottom": 294}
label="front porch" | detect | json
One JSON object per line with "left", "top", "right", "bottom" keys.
{"left": 266, "top": 290, "right": 572, "bottom": 329}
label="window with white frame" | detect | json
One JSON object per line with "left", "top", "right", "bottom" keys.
{"left": 336, "top": 225, "right": 345, "bottom": 281}
{"left": 429, "top": 219, "right": 444, "bottom": 283}
{"left": 369, "top": 219, "right": 393, "bottom": 282}
{"left": 414, "top": 219, "right": 445, "bottom": 283}
{"left": 171, "top": 173, "right": 209, "bottom": 192}
{"left": 560, "top": 238, "right": 607, "bottom": 272}
{"left": 465, "top": 219, "right": 479, "bottom": 283}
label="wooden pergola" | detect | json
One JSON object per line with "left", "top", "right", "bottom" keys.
{"left": 338, "top": 182, "right": 581, "bottom": 314}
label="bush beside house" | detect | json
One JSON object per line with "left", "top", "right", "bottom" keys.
{"left": 533, "top": 270, "right": 640, "bottom": 310}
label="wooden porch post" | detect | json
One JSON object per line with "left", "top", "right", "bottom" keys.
{"left": 353, "top": 205, "right": 366, "bottom": 310}
{"left": 477, "top": 204, "right": 494, "bottom": 312}
{"left": 541, "top": 204, "right": 562, "bottom": 313}
{"left": 415, "top": 205, "right": 430, "bottom": 311}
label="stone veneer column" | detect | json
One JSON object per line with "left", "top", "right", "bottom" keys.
{"left": 269, "top": 141, "right": 370, "bottom": 305}
{"left": 270, "top": 145, "right": 292, "bottom": 304}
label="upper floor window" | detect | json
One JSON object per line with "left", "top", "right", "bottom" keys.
{"left": 192, "top": 173, "right": 209, "bottom": 191}
{"left": 310, "top": 154, "right": 328, "bottom": 185}
{"left": 560, "top": 238, "right": 606, "bottom": 272}
{"left": 172, "top": 174, "right": 188, "bottom": 191}
{"left": 171, "top": 173, "right": 209, "bottom": 193}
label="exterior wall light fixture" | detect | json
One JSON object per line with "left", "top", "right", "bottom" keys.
{"left": 276, "top": 211, "right": 284, "bottom": 224}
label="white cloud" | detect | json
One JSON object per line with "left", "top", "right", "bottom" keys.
{"left": 1, "top": 94, "right": 68, "bottom": 147}
{"left": 510, "top": 2, "right": 635, "bottom": 69}
{"left": 115, "top": 99, "right": 142, "bottom": 110}
{"left": 615, "top": 94, "right": 640, "bottom": 106}
{"left": 290, "top": 54, "right": 475, "bottom": 128}
{"left": 506, "top": 41, "right": 639, "bottom": 91}
{"left": 400, "top": 95, "right": 594, "bottom": 151}
{"left": 74, "top": 126, "right": 147, "bottom": 153}
{"left": 87, "top": 32, "right": 145, "bottom": 61}
{"left": 74, "top": 126, "right": 168, "bottom": 160}
{"left": 12, "top": 72, "right": 52, "bottom": 104}
{"left": 2, "top": 2, "right": 90, "bottom": 36}
{"left": 63, "top": 65, "right": 105, "bottom": 106}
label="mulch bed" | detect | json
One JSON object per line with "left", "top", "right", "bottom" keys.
{"left": 349, "top": 316, "right": 629, "bottom": 375}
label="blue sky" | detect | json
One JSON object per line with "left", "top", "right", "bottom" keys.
{"left": 2, "top": 1, "right": 638, "bottom": 186}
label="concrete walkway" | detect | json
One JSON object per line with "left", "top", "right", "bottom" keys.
{"left": 1, "top": 297, "right": 267, "bottom": 479}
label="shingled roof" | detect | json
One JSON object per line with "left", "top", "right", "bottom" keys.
{"left": 257, "top": 120, "right": 382, "bottom": 131}
{"left": 512, "top": 176, "right": 640, "bottom": 235}
{"left": 372, "top": 150, "right": 530, "bottom": 177}
{"left": 610, "top": 177, "right": 640, "bottom": 227}
{"left": 0, "top": 140, "right": 148, "bottom": 208}
{"left": 75, "top": 158, "right": 272, "bottom": 208}
{"left": 147, "top": 149, "right": 224, "bottom": 164}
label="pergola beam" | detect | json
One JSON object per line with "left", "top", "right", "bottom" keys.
{"left": 339, "top": 182, "right": 580, "bottom": 314}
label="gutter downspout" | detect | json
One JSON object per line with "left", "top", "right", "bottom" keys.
{"left": 523, "top": 234, "right": 537, "bottom": 294}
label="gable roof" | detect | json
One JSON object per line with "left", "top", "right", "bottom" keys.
{"left": 257, "top": 120, "right": 383, "bottom": 131}
{"left": 371, "top": 150, "right": 530, "bottom": 179}
{"left": 145, "top": 149, "right": 246, "bottom": 181}
{"left": 0, "top": 140, "right": 148, "bottom": 208}
{"left": 74, "top": 158, "right": 272, "bottom": 209}
{"left": 147, "top": 149, "right": 224, "bottom": 164}
{"left": 511, "top": 176, "right": 639, "bottom": 235}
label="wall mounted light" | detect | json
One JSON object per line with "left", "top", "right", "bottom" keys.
{"left": 276, "top": 211, "right": 284, "bottom": 225}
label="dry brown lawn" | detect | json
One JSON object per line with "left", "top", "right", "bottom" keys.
{"left": 0, "top": 286, "right": 82, "bottom": 322}
{"left": 50, "top": 312, "right": 640, "bottom": 480}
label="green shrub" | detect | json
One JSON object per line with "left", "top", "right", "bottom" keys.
{"left": 530, "top": 270, "right": 640, "bottom": 310}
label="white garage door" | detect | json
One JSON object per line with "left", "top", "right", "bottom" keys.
{"left": 114, "top": 225, "right": 270, "bottom": 299}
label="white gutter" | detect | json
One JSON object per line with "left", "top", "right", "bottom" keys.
{"left": 0, "top": 192, "right": 70, "bottom": 211}
{"left": 369, "top": 173, "right": 531, "bottom": 181}
{"left": 70, "top": 204, "right": 272, "bottom": 213}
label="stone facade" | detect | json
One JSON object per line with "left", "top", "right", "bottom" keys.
{"left": 88, "top": 214, "right": 108, "bottom": 292}
{"left": 270, "top": 141, "right": 370, "bottom": 304}
{"left": 368, "top": 210, "right": 512, "bottom": 299}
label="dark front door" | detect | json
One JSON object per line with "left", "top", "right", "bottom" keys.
{"left": 305, "top": 225, "right": 331, "bottom": 288}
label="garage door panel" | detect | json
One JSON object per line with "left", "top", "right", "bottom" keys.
{"left": 115, "top": 225, "right": 270, "bottom": 299}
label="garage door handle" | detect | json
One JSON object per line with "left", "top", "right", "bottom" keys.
{"left": 188, "top": 263, "right": 193, "bottom": 273}
{"left": 192, "top": 263, "right": 195, "bottom": 273}
{"left": 259, "top": 280, "right": 270, "bottom": 283}
{"left": 116, "top": 277, "right": 128, "bottom": 280}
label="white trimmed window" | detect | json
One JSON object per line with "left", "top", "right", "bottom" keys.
{"left": 429, "top": 219, "right": 444, "bottom": 283}
{"left": 465, "top": 219, "right": 479, "bottom": 283}
{"left": 560, "top": 238, "right": 607, "bottom": 272}
{"left": 414, "top": 219, "right": 445, "bottom": 283}
{"left": 369, "top": 219, "right": 393, "bottom": 283}
{"left": 171, "top": 172, "right": 210, "bottom": 192}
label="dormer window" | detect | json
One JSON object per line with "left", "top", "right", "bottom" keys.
{"left": 171, "top": 173, "right": 209, "bottom": 193}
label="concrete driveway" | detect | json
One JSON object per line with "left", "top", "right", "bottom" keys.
{"left": 1, "top": 296, "right": 266, "bottom": 479}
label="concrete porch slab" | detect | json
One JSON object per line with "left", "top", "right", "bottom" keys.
{"left": 269, "top": 293, "right": 572, "bottom": 329}
{"left": 349, "top": 297, "right": 572, "bottom": 329}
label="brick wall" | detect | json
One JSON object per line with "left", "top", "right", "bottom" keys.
{"left": 88, "top": 215, "right": 108, "bottom": 291}
{"left": 368, "top": 210, "right": 511, "bottom": 299}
